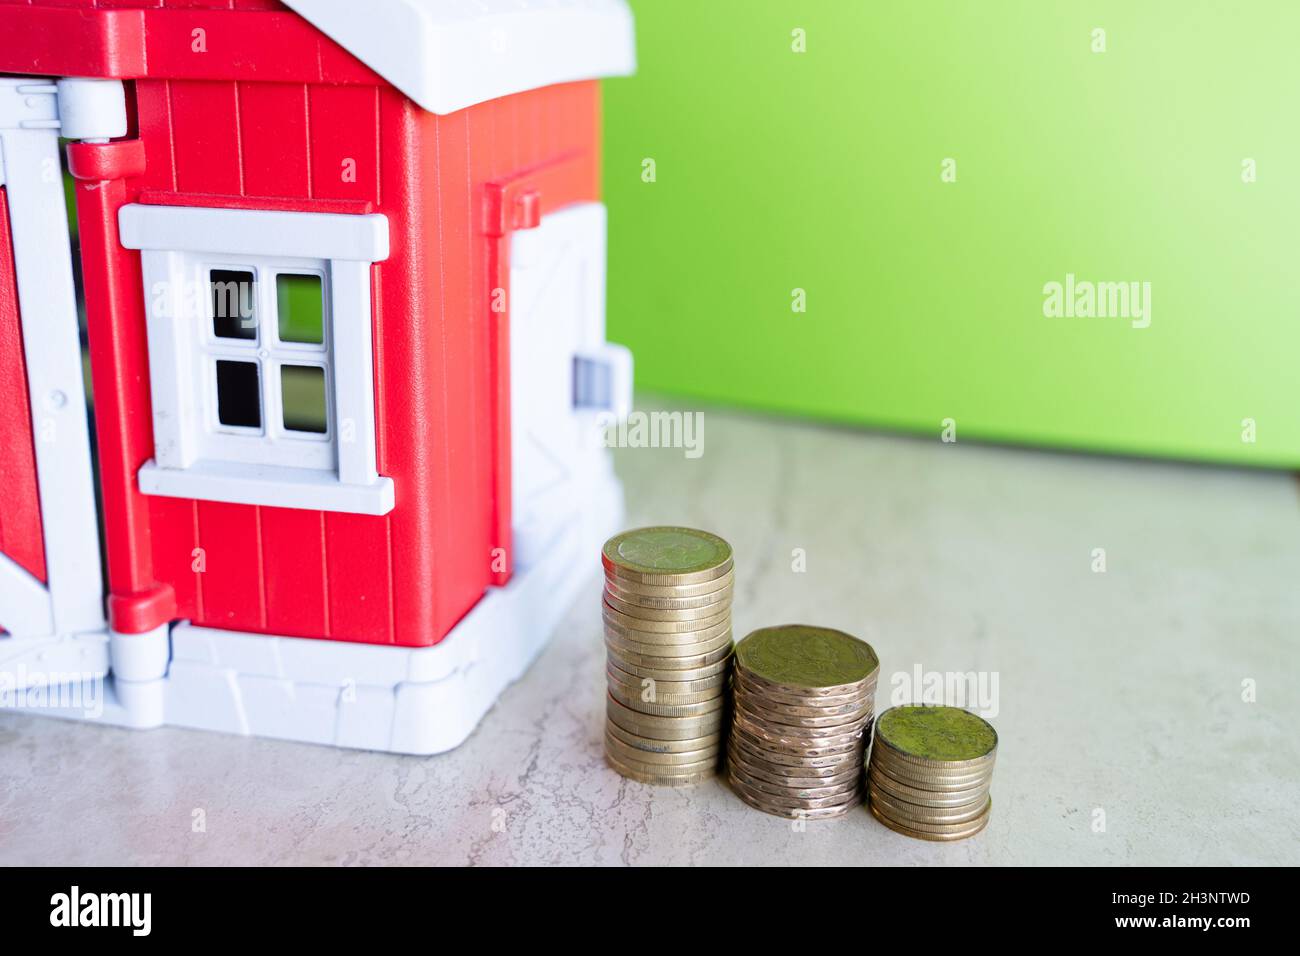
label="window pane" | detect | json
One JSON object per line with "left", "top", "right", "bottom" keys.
{"left": 215, "top": 360, "right": 261, "bottom": 428}
{"left": 281, "top": 364, "right": 327, "bottom": 434}
{"left": 277, "top": 274, "right": 324, "bottom": 345}
{"left": 210, "top": 269, "right": 257, "bottom": 340}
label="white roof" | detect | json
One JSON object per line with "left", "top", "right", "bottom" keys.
{"left": 283, "top": 0, "right": 635, "bottom": 115}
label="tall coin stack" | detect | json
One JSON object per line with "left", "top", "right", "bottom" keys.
{"left": 867, "top": 705, "right": 997, "bottom": 841}
{"left": 727, "top": 625, "right": 879, "bottom": 819}
{"left": 601, "top": 527, "right": 735, "bottom": 786}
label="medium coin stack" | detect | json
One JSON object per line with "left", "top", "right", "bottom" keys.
{"left": 601, "top": 527, "right": 735, "bottom": 786}
{"left": 867, "top": 705, "right": 997, "bottom": 841}
{"left": 727, "top": 625, "right": 879, "bottom": 819}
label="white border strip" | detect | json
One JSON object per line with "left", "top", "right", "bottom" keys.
{"left": 139, "top": 459, "right": 394, "bottom": 516}
{"left": 120, "top": 204, "right": 390, "bottom": 263}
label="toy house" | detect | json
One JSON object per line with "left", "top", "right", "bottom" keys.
{"left": 0, "top": 0, "right": 634, "bottom": 753}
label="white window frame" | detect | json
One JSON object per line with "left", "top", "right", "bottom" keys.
{"left": 120, "top": 203, "right": 394, "bottom": 516}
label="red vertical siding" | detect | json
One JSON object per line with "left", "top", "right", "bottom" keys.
{"left": 308, "top": 85, "right": 380, "bottom": 203}
{"left": 373, "top": 91, "right": 429, "bottom": 644}
{"left": 238, "top": 83, "right": 310, "bottom": 198}
{"left": 134, "top": 80, "right": 177, "bottom": 192}
{"left": 0, "top": 188, "right": 47, "bottom": 585}
{"left": 195, "top": 500, "right": 264, "bottom": 630}
{"left": 262, "top": 506, "right": 328, "bottom": 637}
{"left": 429, "top": 107, "right": 477, "bottom": 631}
{"left": 324, "top": 511, "right": 391, "bottom": 642}
{"left": 147, "top": 496, "right": 201, "bottom": 619}
{"left": 170, "top": 81, "right": 243, "bottom": 195}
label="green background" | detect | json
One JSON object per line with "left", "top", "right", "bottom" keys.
{"left": 603, "top": 0, "right": 1299, "bottom": 467}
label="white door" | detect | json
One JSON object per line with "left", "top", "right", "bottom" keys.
{"left": 509, "top": 202, "right": 631, "bottom": 570}
{"left": 0, "top": 78, "right": 106, "bottom": 659}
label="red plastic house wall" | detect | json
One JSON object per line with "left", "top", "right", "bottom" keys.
{"left": 0, "top": 188, "right": 48, "bottom": 586}
{"left": 0, "top": 0, "right": 602, "bottom": 647}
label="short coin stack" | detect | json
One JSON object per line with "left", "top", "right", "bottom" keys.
{"left": 727, "top": 625, "right": 879, "bottom": 819}
{"left": 601, "top": 527, "right": 735, "bottom": 786}
{"left": 867, "top": 705, "right": 997, "bottom": 841}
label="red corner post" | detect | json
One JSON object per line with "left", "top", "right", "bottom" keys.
{"left": 67, "top": 138, "right": 176, "bottom": 634}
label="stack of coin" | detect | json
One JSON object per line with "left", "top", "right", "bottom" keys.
{"left": 727, "top": 625, "right": 879, "bottom": 819}
{"left": 866, "top": 705, "right": 997, "bottom": 841}
{"left": 601, "top": 527, "right": 735, "bottom": 786}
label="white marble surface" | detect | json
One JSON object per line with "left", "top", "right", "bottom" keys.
{"left": 3, "top": 400, "right": 1299, "bottom": 865}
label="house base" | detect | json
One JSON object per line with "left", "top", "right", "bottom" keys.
{"left": 1, "top": 472, "right": 621, "bottom": 755}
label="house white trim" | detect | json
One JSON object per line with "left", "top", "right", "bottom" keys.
{"left": 137, "top": 459, "right": 395, "bottom": 516}
{"left": 0, "top": 552, "right": 53, "bottom": 638}
{"left": 119, "top": 203, "right": 393, "bottom": 516}
{"left": 282, "top": 0, "right": 636, "bottom": 116}
{"left": 4, "top": 462, "right": 623, "bottom": 753}
{"left": 0, "top": 79, "right": 106, "bottom": 638}
{"left": 119, "top": 204, "right": 389, "bottom": 262}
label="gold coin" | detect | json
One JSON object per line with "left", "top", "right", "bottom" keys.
{"left": 604, "top": 732, "right": 719, "bottom": 766}
{"left": 731, "top": 745, "right": 861, "bottom": 779}
{"left": 869, "top": 746, "right": 994, "bottom": 787}
{"left": 607, "top": 751, "right": 720, "bottom": 778}
{"left": 869, "top": 798, "right": 992, "bottom": 839}
{"left": 605, "top": 634, "right": 733, "bottom": 658}
{"left": 731, "top": 746, "right": 861, "bottom": 778}
{"left": 603, "top": 571, "right": 735, "bottom": 599}
{"left": 727, "top": 772, "right": 863, "bottom": 811}
{"left": 603, "top": 615, "right": 734, "bottom": 647}
{"left": 604, "top": 627, "right": 733, "bottom": 656}
{"left": 605, "top": 740, "right": 719, "bottom": 775}
{"left": 607, "top": 673, "right": 725, "bottom": 706}
{"left": 604, "top": 581, "right": 735, "bottom": 611}
{"left": 868, "top": 733, "right": 994, "bottom": 771}
{"left": 873, "top": 705, "right": 997, "bottom": 766}
{"left": 603, "top": 592, "right": 732, "bottom": 623}
{"left": 606, "top": 645, "right": 734, "bottom": 673}
{"left": 730, "top": 783, "right": 863, "bottom": 820}
{"left": 606, "top": 660, "right": 729, "bottom": 689}
{"left": 733, "top": 700, "right": 872, "bottom": 740}
{"left": 604, "top": 624, "right": 734, "bottom": 656}
{"left": 606, "top": 661, "right": 729, "bottom": 694}
{"left": 607, "top": 684, "right": 726, "bottom": 717}
{"left": 867, "top": 766, "right": 990, "bottom": 807}
{"left": 869, "top": 803, "right": 990, "bottom": 841}
{"left": 728, "top": 761, "right": 860, "bottom": 802}
{"left": 602, "top": 527, "right": 734, "bottom": 585}
{"left": 867, "top": 784, "right": 989, "bottom": 825}
{"left": 606, "top": 750, "right": 717, "bottom": 787}
{"left": 605, "top": 653, "right": 732, "bottom": 682}
{"left": 730, "top": 724, "right": 861, "bottom": 761}
{"left": 733, "top": 670, "right": 872, "bottom": 709}
{"left": 602, "top": 598, "right": 731, "bottom": 630}
{"left": 734, "top": 687, "right": 875, "bottom": 728}
{"left": 732, "top": 681, "right": 874, "bottom": 720}
{"left": 607, "top": 694, "right": 725, "bottom": 737}
{"left": 733, "top": 759, "right": 863, "bottom": 790}
{"left": 728, "top": 763, "right": 860, "bottom": 794}
{"left": 872, "top": 796, "right": 992, "bottom": 831}
{"left": 733, "top": 723, "right": 863, "bottom": 764}
{"left": 726, "top": 746, "right": 861, "bottom": 789}
{"left": 734, "top": 625, "right": 879, "bottom": 696}
{"left": 730, "top": 727, "right": 861, "bottom": 764}
{"left": 731, "top": 709, "right": 866, "bottom": 748}
{"left": 868, "top": 761, "right": 992, "bottom": 794}
{"left": 738, "top": 667, "right": 876, "bottom": 701}
{"left": 605, "top": 639, "right": 734, "bottom": 673}
{"left": 606, "top": 720, "right": 722, "bottom": 754}
{"left": 871, "top": 732, "right": 997, "bottom": 773}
